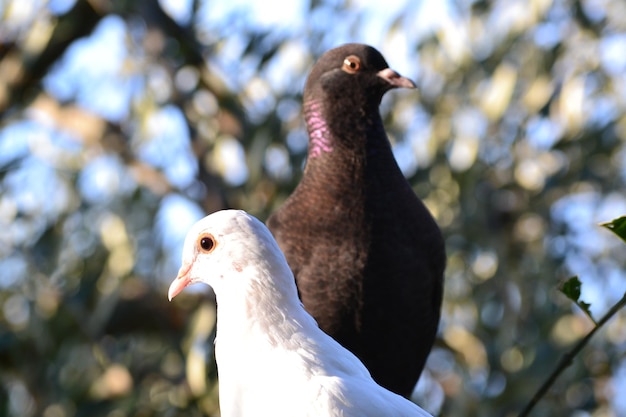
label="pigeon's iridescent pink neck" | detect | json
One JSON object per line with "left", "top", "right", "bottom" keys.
{"left": 304, "top": 100, "right": 333, "bottom": 158}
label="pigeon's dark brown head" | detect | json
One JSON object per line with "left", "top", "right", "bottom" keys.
{"left": 304, "top": 43, "right": 415, "bottom": 106}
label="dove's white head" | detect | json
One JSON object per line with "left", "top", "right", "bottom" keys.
{"left": 168, "top": 209, "right": 304, "bottom": 319}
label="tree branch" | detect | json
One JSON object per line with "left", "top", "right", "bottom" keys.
{"left": 519, "top": 291, "right": 626, "bottom": 417}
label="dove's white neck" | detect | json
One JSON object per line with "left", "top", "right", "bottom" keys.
{"left": 213, "top": 256, "right": 319, "bottom": 351}
{"left": 210, "top": 241, "right": 332, "bottom": 417}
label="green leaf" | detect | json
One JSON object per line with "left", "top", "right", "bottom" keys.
{"left": 578, "top": 301, "right": 592, "bottom": 313}
{"left": 601, "top": 216, "right": 626, "bottom": 244}
{"left": 560, "top": 276, "right": 595, "bottom": 323}
{"left": 560, "top": 276, "right": 581, "bottom": 302}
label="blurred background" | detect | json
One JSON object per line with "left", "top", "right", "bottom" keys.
{"left": 1, "top": 0, "right": 626, "bottom": 416}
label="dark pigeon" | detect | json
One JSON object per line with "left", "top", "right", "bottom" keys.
{"left": 267, "top": 43, "right": 446, "bottom": 397}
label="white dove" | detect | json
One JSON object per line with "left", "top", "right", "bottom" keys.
{"left": 168, "top": 209, "right": 433, "bottom": 417}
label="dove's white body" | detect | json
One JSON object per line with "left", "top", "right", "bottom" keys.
{"left": 169, "top": 210, "right": 431, "bottom": 417}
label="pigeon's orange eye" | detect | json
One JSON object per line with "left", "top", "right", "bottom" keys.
{"left": 199, "top": 234, "right": 216, "bottom": 253}
{"left": 342, "top": 55, "right": 361, "bottom": 74}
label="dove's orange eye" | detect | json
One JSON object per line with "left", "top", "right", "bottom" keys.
{"left": 199, "top": 234, "right": 216, "bottom": 253}
{"left": 342, "top": 55, "right": 361, "bottom": 74}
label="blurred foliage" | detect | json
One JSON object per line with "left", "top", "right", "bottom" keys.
{"left": 1, "top": 0, "right": 626, "bottom": 416}
{"left": 523, "top": 273, "right": 626, "bottom": 417}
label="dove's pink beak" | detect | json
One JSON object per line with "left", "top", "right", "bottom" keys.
{"left": 168, "top": 262, "right": 193, "bottom": 301}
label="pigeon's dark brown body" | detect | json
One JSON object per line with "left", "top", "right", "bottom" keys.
{"left": 267, "top": 44, "right": 445, "bottom": 397}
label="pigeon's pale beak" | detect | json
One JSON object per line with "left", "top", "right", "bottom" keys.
{"left": 168, "top": 262, "right": 193, "bottom": 301}
{"left": 377, "top": 68, "right": 416, "bottom": 89}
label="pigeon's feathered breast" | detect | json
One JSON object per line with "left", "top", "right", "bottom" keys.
{"left": 268, "top": 115, "right": 372, "bottom": 340}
